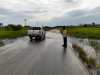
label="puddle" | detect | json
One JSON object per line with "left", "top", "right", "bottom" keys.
{"left": 0, "top": 41, "right": 5, "bottom": 47}
{"left": 0, "top": 39, "right": 16, "bottom": 47}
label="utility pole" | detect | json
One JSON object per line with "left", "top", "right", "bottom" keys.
{"left": 24, "top": 19, "right": 27, "bottom": 26}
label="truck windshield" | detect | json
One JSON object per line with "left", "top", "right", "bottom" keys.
{"left": 32, "top": 27, "right": 41, "bottom": 30}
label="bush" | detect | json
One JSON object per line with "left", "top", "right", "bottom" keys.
{"left": 67, "top": 27, "right": 100, "bottom": 39}
{"left": 72, "top": 44, "right": 96, "bottom": 68}
{"left": 96, "top": 64, "right": 100, "bottom": 69}
{"left": 0, "top": 29, "right": 27, "bottom": 39}
{"left": 78, "top": 48, "right": 87, "bottom": 62}
{"left": 8, "top": 24, "right": 23, "bottom": 31}
{"left": 0, "top": 41, "right": 4, "bottom": 47}
{"left": 86, "top": 58, "right": 96, "bottom": 68}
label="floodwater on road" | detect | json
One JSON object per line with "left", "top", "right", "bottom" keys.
{"left": 0, "top": 39, "right": 17, "bottom": 47}
{"left": 0, "top": 32, "right": 90, "bottom": 75}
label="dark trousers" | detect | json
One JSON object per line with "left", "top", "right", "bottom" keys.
{"left": 63, "top": 37, "right": 67, "bottom": 46}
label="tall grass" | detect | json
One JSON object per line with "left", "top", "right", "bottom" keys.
{"left": 0, "top": 29, "right": 27, "bottom": 39}
{"left": 67, "top": 27, "right": 100, "bottom": 39}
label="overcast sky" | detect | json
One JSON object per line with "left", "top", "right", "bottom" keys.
{"left": 0, "top": 0, "right": 100, "bottom": 26}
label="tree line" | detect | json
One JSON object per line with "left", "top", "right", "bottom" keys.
{"left": 0, "top": 22, "right": 100, "bottom": 31}
{"left": 0, "top": 23, "right": 28, "bottom": 31}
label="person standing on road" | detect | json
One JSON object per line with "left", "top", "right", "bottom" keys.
{"left": 61, "top": 26, "right": 67, "bottom": 48}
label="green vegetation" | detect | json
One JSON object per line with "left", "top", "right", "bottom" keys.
{"left": 0, "top": 29, "right": 27, "bottom": 39}
{"left": 86, "top": 58, "right": 96, "bottom": 68}
{"left": 89, "top": 41, "right": 100, "bottom": 52}
{"left": 96, "top": 64, "right": 100, "bottom": 69}
{"left": 0, "top": 24, "right": 28, "bottom": 39}
{"left": 67, "top": 27, "right": 100, "bottom": 39}
{"left": 0, "top": 41, "right": 4, "bottom": 47}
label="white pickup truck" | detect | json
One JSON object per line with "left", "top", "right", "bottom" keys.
{"left": 28, "top": 27, "right": 46, "bottom": 41}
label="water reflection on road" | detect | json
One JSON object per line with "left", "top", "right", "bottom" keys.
{"left": 0, "top": 39, "right": 17, "bottom": 47}
{"left": 0, "top": 32, "right": 90, "bottom": 75}
{"left": 0, "top": 41, "right": 4, "bottom": 47}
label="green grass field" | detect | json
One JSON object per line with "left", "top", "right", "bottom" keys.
{"left": 67, "top": 27, "right": 100, "bottom": 39}
{"left": 0, "top": 29, "right": 27, "bottom": 39}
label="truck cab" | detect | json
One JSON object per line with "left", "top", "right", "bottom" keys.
{"left": 28, "top": 27, "right": 46, "bottom": 41}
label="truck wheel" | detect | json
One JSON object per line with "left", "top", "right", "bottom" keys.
{"left": 29, "top": 35, "right": 32, "bottom": 41}
{"left": 39, "top": 36, "right": 42, "bottom": 40}
{"left": 35, "top": 37, "right": 38, "bottom": 40}
{"left": 44, "top": 35, "right": 46, "bottom": 39}
{"left": 43, "top": 35, "right": 46, "bottom": 40}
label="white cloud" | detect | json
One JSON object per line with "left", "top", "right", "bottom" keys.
{"left": 0, "top": 0, "right": 80, "bottom": 20}
{"left": 0, "top": 0, "right": 100, "bottom": 25}
{"left": 79, "top": 0, "right": 100, "bottom": 9}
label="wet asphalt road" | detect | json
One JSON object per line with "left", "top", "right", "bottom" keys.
{"left": 0, "top": 32, "right": 89, "bottom": 75}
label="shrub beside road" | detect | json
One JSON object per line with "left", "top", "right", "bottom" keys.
{"left": 0, "top": 29, "right": 27, "bottom": 39}
{"left": 67, "top": 27, "right": 100, "bottom": 39}
{"left": 0, "top": 25, "right": 28, "bottom": 39}
{"left": 72, "top": 44, "right": 96, "bottom": 68}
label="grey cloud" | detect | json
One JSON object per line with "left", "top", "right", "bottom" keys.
{"left": 91, "top": 7, "right": 100, "bottom": 14}
{"left": 0, "top": 7, "right": 30, "bottom": 18}
{"left": 22, "top": 9, "right": 48, "bottom": 14}
{"left": 0, "top": 7, "right": 29, "bottom": 24}
{"left": 45, "top": 7, "right": 100, "bottom": 25}
{"left": 65, "top": 0, "right": 79, "bottom": 3}
{"left": 65, "top": 0, "right": 75, "bottom": 2}
{"left": 66, "top": 9, "right": 87, "bottom": 17}
{"left": 40, "top": 6, "right": 100, "bottom": 26}
{"left": 0, "top": 0, "right": 100, "bottom": 26}
{"left": 47, "top": 14, "right": 100, "bottom": 26}
{"left": 0, "top": 8, "right": 14, "bottom": 15}
{"left": 63, "top": 7, "right": 100, "bottom": 19}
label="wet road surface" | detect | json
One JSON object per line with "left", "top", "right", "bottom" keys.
{"left": 0, "top": 32, "right": 89, "bottom": 75}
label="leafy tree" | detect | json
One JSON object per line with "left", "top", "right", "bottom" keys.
{"left": 83, "top": 24, "right": 88, "bottom": 27}
{"left": 16, "top": 24, "right": 23, "bottom": 30}
{"left": 0, "top": 23, "right": 3, "bottom": 27}
{"left": 7, "top": 24, "right": 23, "bottom": 31}
{"left": 92, "top": 22, "right": 96, "bottom": 26}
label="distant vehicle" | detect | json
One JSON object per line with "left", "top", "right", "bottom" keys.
{"left": 28, "top": 27, "right": 46, "bottom": 41}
